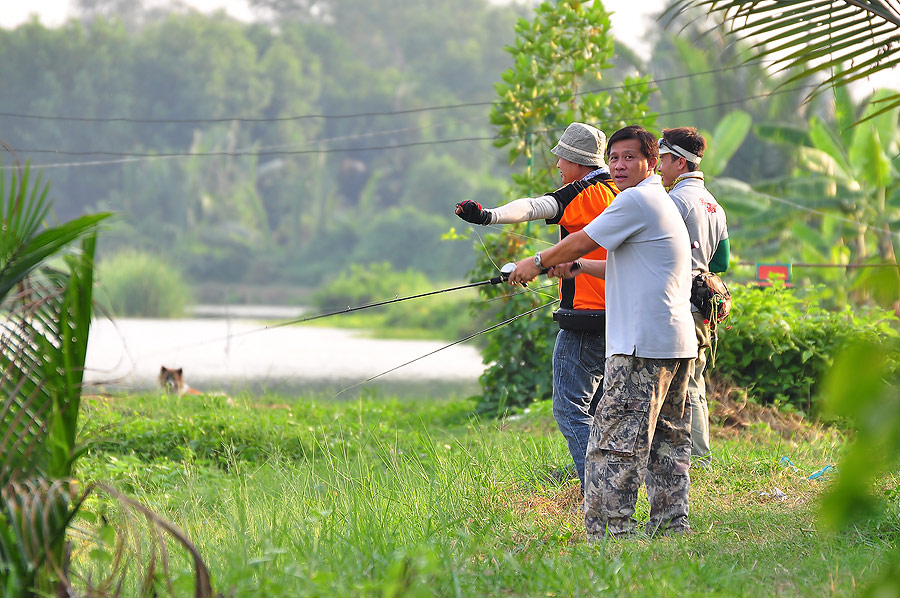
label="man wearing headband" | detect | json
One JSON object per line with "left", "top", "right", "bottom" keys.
{"left": 454, "top": 122, "right": 618, "bottom": 495}
{"left": 658, "top": 127, "right": 730, "bottom": 468}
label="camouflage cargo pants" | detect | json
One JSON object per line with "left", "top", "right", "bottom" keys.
{"left": 584, "top": 354, "right": 694, "bottom": 539}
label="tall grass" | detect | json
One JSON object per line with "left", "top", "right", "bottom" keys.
{"left": 76, "top": 392, "right": 898, "bottom": 597}
{"left": 95, "top": 250, "right": 193, "bottom": 317}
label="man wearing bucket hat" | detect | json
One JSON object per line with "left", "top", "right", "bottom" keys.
{"left": 657, "top": 127, "right": 730, "bottom": 468}
{"left": 455, "top": 122, "right": 618, "bottom": 495}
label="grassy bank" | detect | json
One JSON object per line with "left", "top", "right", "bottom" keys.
{"left": 75, "top": 391, "right": 898, "bottom": 597}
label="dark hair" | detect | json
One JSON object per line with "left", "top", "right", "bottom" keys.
{"left": 662, "top": 127, "right": 706, "bottom": 172}
{"left": 607, "top": 125, "right": 658, "bottom": 162}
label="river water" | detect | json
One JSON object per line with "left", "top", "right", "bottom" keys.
{"left": 83, "top": 310, "right": 485, "bottom": 397}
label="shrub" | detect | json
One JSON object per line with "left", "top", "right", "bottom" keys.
{"left": 468, "top": 226, "right": 557, "bottom": 415}
{"left": 96, "top": 251, "right": 193, "bottom": 317}
{"left": 312, "top": 262, "right": 432, "bottom": 309}
{"left": 311, "top": 261, "right": 479, "bottom": 339}
{"left": 713, "top": 282, "right": 899, "bottom": 412}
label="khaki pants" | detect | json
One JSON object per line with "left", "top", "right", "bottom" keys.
{"left": 689, "top": 311, "right": 712, "bottom": 465}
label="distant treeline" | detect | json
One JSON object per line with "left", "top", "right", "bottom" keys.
{"left": 0, "top": 0, "right": 537, "bottom": 284}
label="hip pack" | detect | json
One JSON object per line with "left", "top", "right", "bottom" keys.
{"left": 690, "top": 272, "right": 731, "bottom": 330}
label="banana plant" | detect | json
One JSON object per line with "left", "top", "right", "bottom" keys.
{"left": 756, "top": 89, "right": 900, "bottom": 265}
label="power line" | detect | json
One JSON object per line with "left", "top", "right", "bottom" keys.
{"left": 0, "top": 61, "right": 777, "bottom": 125}
{"left": 5, "top": 84, "right": 816, "bottom": 165}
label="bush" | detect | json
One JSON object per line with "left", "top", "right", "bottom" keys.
{"left": 713, "top": 282, "right": 899, "bottom": 412}
{"left": 311, "top": 261, "right": 479, "bottom": 339}
{"left": 312, "top": 262, "right": 432, "bottom": 308}
{"left": 468, "top": 226, "right": 557, "bottom": 415}
{"left": 96, "top": 251, "right": 193, "bottom": 317}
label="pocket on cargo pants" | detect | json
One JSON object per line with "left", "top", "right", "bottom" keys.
{"left": 595, "top": 395, "right": 651, "bottom": 456}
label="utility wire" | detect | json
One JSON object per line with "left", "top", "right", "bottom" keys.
{"left": 0, "top": 61, "right": 778, "bottom": 125}
{"left": 6, "top": 84, "right": 817, "bottom": 162}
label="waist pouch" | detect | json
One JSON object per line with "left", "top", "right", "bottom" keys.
{"left": 553, "top": 308, "right": 606, "bottom": 332}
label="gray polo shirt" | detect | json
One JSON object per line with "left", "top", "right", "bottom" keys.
{"left": 583, "top": 175, "right": 697, "bottom": 359}
{"left": 668, "top": 172, "right": 729, "bottom": 276}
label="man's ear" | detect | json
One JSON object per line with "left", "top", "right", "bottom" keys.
{"left": 648, "top": 157, "right": 659, "bottom": 173}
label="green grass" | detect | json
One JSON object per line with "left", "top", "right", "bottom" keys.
{"left": 74, "top": 391, "right": 898, "bottom": 597}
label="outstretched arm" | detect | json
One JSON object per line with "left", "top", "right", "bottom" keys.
{"left": 455, "top": 196, "right": 558, "bottom": 225}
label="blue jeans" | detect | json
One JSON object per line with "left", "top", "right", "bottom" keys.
{"left": 552, "top": 328, "right": 606, "bottom": 491}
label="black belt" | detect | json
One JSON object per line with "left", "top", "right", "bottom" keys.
{"left": 553, "top": 308, "right": 606, "bottom": 332}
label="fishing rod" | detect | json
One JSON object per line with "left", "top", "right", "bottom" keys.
{"left": 261, "top": 262, "right": 522, "bottom": 331}
{"left": 333, "top": 297, "right": 559, "bottom": 398}
{"left": 109, "top": 263, "right": 532, "bottom": 364}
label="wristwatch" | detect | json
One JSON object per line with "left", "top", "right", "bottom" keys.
{"left": 533, "top": 252, "right": 544, "bottom": 269}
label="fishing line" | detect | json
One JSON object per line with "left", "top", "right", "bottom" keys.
{"left": 331, "top": 299, "right": 559, "bottom": 399}
{"left": 482, "top": 223, "right": 557, "bottom": 247}
{"left": 468, "top": 224, "right": 503, "bottom": 273}
{"left": 483, "top": 282, "right": 557, "bottom": 303}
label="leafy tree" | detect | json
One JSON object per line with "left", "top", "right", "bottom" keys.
{"left": 714, "top": 88, "right": 900, "bottom": 303}
{"left": 470, "top": 0, "right": 657, "bottom": 414}
{"left": 649, "top": 9, "right": 828, "bottom": 183}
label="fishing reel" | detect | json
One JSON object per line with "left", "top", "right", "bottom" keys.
{"left": 500, "top": 262, "right": 517, "bottom": 280}
{"left": 489, "top": 262, "right": 519, "bottom": 285}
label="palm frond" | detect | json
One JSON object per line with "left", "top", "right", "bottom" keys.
{"left": 664, "top": 0, "right": 900, "bottom": 112}
{"left": 0, "top": 478, "right": 83, "bottom": 592}
{"left": 0, "top": 236, "right": 99, "bottom": 481}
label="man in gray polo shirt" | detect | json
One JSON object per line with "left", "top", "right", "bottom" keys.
{"left": 509, "top": 125, "right": 697, "bottom": 538}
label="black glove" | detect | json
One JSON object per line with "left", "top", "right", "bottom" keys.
{"left": 455, "top": 200, "right": 491, "bottom": 225}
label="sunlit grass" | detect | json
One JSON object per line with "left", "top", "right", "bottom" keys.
{"left": 75, "top": 392, "right": 897, "bottom": 597}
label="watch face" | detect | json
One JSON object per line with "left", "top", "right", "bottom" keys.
{"left": 534, "top": 253, "right": 542, "bottom": 267}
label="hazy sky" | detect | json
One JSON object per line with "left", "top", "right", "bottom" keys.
{"left": 0, "top": 0, "right": 667, "bottom": 52}
{"left": 0, "top": 0, "right": 895, "bottom": 95}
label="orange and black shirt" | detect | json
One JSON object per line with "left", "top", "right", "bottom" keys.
{"left": 546, "top": 173, "right": 618, "bottom": 311}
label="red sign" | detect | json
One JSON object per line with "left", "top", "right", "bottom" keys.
{"left": 757, "top": 263, "right": 791, "bottom": 286}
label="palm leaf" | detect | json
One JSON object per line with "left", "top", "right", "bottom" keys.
{"left": 0, "top": 478, "right": 84, "bottom": 595}
{"left": 664, "top": 0, "right": 900, "bottom": 113}
{"left": 0, "top": 236, "right": 98, "bottom": 482}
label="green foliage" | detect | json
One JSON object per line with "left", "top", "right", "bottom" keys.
{"left": 714, "top": 282, "right": 899, "bottom": 411}
{"left": 0, "top": 4, "right": 522, "bottom": 287}
{"left": 700, "top": 110, "right": 752, "bottom": 178}
{"left": 312, "top": 262, "right": 432, "bottom": 309}
{"left": 491, "top": 0, "right": 655, "bottom": 195}
{"left": 667, "top": 0, "right": 900, "bottom": 115}
{"left": 725, "top": 89, "right": 900, "bottom": 301}
{"left": 311, "top": 261, "right": 479, "bottom": 340}
{"left": 0, "top": 167, "right": 110, "bottom": 596}
{"left": 467, "top": 228, "right": 557, "bottom": 414}
{"left": 819, "top": 277, "right": 900, "bottom": 598}
{"left": 96, "top": 250, "right": 193, "bottom": 318}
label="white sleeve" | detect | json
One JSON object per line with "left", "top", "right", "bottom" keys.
{"left": 486, "top": 195, "right": 559, "bottom": 224}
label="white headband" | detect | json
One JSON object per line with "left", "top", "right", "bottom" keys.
{"left": 658, "top": 138, "right": 702, "bottom": 165}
